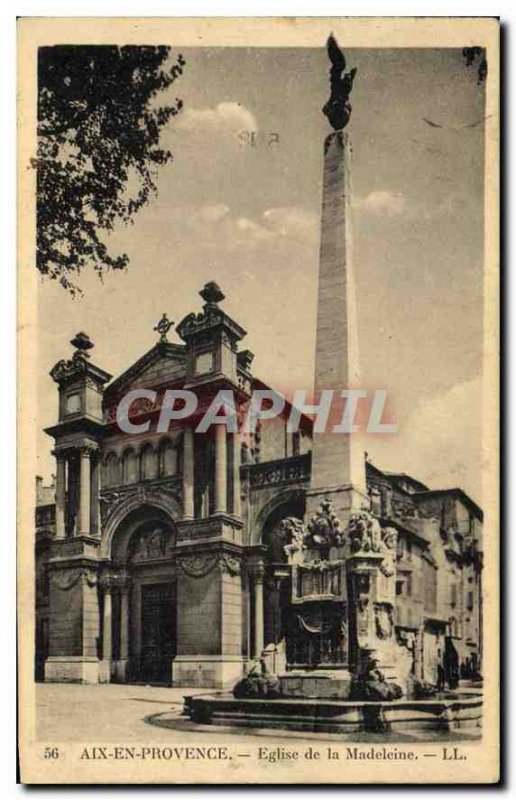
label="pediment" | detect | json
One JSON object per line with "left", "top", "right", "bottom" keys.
{"left": 104, "top": 343, "right": 186, "bottom": 401}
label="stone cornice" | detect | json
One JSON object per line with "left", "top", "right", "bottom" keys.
{"left": 176, "top": 305, "right": 246, "bottom": 344}
{"left": 45, "top": 416, "right": 105, "bottom": 441}
{"left": 174, "top": 539, "right": 244, "bottom": 559}
{"left": 49, "top": 535, "right": 101, "bottom": 558}
{"left": 50, "top": 351, "right": 112, "bottom": 388}
{"left": 175, "top": 513, "right": 243, "bottom": 544}
{"left": 47, "top": 556, "right": 100, "bottom": 572}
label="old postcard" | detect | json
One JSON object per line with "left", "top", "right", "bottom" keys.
{"left": 18, "top": 17, "right": 500, "bottom": 784}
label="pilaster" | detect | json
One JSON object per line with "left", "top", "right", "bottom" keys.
{"left": 45, "top": 556, "right": 100, "bottom": 684}
{"left": 173, "top": 543, "right": 244, "bottom": 688}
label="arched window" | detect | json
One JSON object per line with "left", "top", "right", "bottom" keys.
{"left": 122, "top": 449, "right": 138, "bottom": 484}
{"left": 103, "top": 452, "right": 119, "bottom": 487}
{"left": 159, "top": 439, "right": 177, "bottom": 477}
{"left": 141, "top": 444, "right": 158, "bottom": 481}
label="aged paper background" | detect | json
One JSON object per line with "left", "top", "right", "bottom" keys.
{"left": 18, "top": 16, "right": 499, "bottom": 784}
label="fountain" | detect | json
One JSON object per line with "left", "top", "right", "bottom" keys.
{"left": 185, "top": 502, "right": 481, "bottom": 735}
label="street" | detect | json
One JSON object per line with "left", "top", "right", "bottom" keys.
{"left": 35, "top": 683, "right": 480, "bottom": 745}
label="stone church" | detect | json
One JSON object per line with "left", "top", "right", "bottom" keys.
{"left": 35, "top": 127, "right": 483, "bottom": 691}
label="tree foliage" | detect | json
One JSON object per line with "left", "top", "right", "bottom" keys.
{"left": 35, "top": 45, "right": 185, "bottom": 293}
{"left": 462, "top": 47, "right": 487, "bottom": 85}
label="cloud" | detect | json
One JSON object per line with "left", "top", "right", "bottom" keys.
{"left": 181, "top": 204, "right": 319, "bottom": 247}
{"left": 138, "top": 202, "right": 319, "bottom": 254}
{"left": 235, "top": 216, "right": 275, "bottom": 243}
{"left": 353, "top": 188, "right": 468, "bottom": 222}
{"left": 354, "top": 190, "right": 407, "bottom": 217}
{"left": 176, "top": 101, "right": 258, "bottom": 134}
{"left": 197, "top": 204, "right": 231, "bottom": 224}
{"left": 370, "top": 376, "right": 483, "bottom": 504}
{"left": 262, "top": 207, "right": 319, "bottom": 242}
{"left": 408, "top": 377, "right": 483, "bottom": 502}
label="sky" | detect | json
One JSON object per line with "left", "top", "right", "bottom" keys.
{"left": 36, "top": 46, "right": 486, "bottom": 503}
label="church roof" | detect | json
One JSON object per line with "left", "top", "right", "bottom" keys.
{"left": 103, "top": 341, "right": 186, "bottom": 401}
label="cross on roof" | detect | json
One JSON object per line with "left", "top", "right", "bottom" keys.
{"left": 153, "top": 313, "right": 174, "bottom": 344}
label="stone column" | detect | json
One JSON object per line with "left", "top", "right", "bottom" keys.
{"left": 54, "top": 453, "right": 66, "bottom": 539}
{"left": 233, "top": 432, "right": 242, "bottom": 518}
{"left": 100, "top": 580, "right": 112, "bottom": 683}
{"left": 253, "top": 565, "right": 265, "bottom": 657}
{"left": 90, "top": 455, "right": 101, "bottom": 536}
{"left": 78, "top": 447, "right": 91, "bottom": 535}
{"left": 182, "top": 428, "right": 194, "bottom": 520}
{"left": 118, "top": 580, "right": 130, "bottom": 682}
{"left": 242, "top": 566, "right": 250, "bottom": 661}
{"left": 67, "top": 457, "right": 79, "bottom": 535}
{"left": 120, "top": 586, "right": 129, "bottom": 661}
{"left": 214, "top": 425, "right": 227, "bottom": 514}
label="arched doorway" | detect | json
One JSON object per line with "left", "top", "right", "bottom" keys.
{"left": 107, "top": 506, "right": 177, "bottom": 685}
{"left": 259, "top": 495, "right": 305, "bottom": 670}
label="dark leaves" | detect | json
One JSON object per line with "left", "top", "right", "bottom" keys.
{"left": 462, "top": 47, "right": 487, "bottom": 85}
{"left": 35, "top": 45, "right": 185, "bottom": 293}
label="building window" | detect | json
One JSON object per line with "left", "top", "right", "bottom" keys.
{"left": 450, "top": 583, "right": 458, "bottom": 608}
{"left": 406, "top": 573, "right": 413, "bottom": 597}
{"left": 159, "top": 440, "right": 177, "bottom": 476}
{"left": 194, "top": 434, "right": 215, "bottom": 518}
{"left": 292, "top": 432, "right": 300, "bottom": 456}
{"left": 122, "top": 449, "right": 138, "bottom": 484}
{"left": 141, "top": 444, "right": 158, "bottom": 481}
{"left": 467, "top": 591, "right": 474, "bottom": 611}
{"left": 103, "top": 452, "right": 119, "bottom": 487}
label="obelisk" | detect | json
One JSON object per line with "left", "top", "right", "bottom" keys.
{"left": 306, "top": 36, "right": 368, "bottom": 522}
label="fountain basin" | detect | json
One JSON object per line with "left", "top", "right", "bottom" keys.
{"left": 184, "top": 692, "right": 482, "bottom": 735}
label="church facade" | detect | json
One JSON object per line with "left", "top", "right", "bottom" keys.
{"left": 35, "top": 281, "right": 483, "bottom": 688}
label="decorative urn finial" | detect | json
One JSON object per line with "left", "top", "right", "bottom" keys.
{"left": 322, "top": 34, "right": 357, "bottom": 131}
{"left": 70, "top": 331, "right": 94, "bottom": 352}
{"left": 153, "top": 313, "right": 174, "bottom": 344}
{"left": 199, "top": 281, "right": 225, "bottom": 308}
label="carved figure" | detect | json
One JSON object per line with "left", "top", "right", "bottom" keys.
{"left": 306, "top": 499, "right": 345, "bottom": 549}
{"left": 322, "top": 34, "right": 358, "bottom": 130}
{"left": 280, "top": 517, "right": 306, "bottom": 557}
{"left": 348, "top": 510, "right": 382, "bottom": 554}
{"left": 380, "top": 526, "right": 398, "bottom": 577}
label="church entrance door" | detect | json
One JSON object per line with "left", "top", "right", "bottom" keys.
{"left": 139, "top": 582, "right": 176, "bottom": 684}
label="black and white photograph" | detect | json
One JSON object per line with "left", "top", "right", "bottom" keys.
{"left": 17, "top": 16, "right": 500, "bottom": 785}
